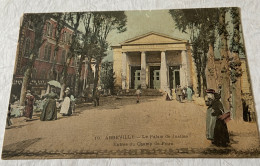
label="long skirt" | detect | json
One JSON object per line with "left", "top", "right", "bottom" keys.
{"left": 60, "top": 97, "right": 72, "bottom": 116}
{"left": 206, "top": 108, "right": 217, "bottom": 140}
{"left": 40, "top": 99, "right": 57, "bottom": 121}
{"left": 213, "top": 119, "right": 230, "bottom": 147}
{"left": 25, "top": 105, "right": 33, "bottom": 119}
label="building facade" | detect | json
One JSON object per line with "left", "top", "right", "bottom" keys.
{"left": 112, "top": 32, "right": 193, "bottom": 92}
{"left": 12, "top": 18, "right": 78, "bottom": 97}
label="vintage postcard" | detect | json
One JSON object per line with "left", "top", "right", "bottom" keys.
{"left": 2, "top": 8, "right": 260, "bottom": 159}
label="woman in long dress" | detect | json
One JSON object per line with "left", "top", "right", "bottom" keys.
{"left": 25, "top": 90, "right": 35, "bottom": 119}
{"left": 40, "top": 88, "right": 59, "bottom": 121}
{"left": 186, "top": 86, "right": 193, "bottom": 102}
{"left": 211, "top": 93, "right": 230, "bottom": 147}
{"left": 60, "top": 87, "right": 72, "bottom": 116}
{"left": 205, "top": 91, "right": 217, "bottom": 141}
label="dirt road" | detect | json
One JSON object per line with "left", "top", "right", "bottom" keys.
{"left": 2, "top": 96, "right": 260, "bottom": 159}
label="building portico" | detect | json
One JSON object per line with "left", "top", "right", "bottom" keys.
{"left": 112, "top": 32, "right": 193, "bottom": 92}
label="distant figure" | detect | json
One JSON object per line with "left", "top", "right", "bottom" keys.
{"left": 182, "top": 86, "right": 187, "bottom": 100}
{"left": 136, "top": 85, "right": 141, "bottom": 103}
{"left": 60, "top": 87, "right": 73, "bottom": 116}
{"left": 166, "top": 88, "right": 172, "bottom": 101}
{"left": 93, "top": 87, "right": 101, "bottom": 106}
{"left": 6, "top": 104, "right": 12, "bottom": 128}
{"left": 186, "top": 86, "right": 193, "bottom": 102}
{"left": 6, "top": 95, "right": 16, "bottom": 127}
{"left": 176, "top": 85, "right": 182, "bottom": 102}
{"left": 25, "top": 90, "right": 35, "bottom": 120}
{"left": 40, "top": 88, "right": 59, "bottom": 121}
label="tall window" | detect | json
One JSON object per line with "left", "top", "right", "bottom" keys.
{"left": 44, "top": 44, "right": 52, "bottom": 61}
{"left": 24, "top": 38, "right": 31, "bottom": 57}
{"left": 61, "top": 50, "right": 66, "bottom": 64}
{"left": 46, "top": 22, "right": 53, "bottom": 37}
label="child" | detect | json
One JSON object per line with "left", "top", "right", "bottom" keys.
{"left": 136, "top": 85, "right": 141, "bottom": 103}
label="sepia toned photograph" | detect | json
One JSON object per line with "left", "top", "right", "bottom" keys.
{"left": 1, "top": 8, "right": 260, "bottom": 159}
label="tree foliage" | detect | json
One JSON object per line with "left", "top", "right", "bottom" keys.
{"left": 169, "top": 8, "right": 219, "bottom": 96}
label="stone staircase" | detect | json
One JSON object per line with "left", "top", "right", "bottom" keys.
{"left": 118, "top": 89, "right": 164, "bottom": 96}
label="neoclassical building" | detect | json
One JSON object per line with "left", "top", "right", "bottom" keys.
{"left": 112, "top": 32, "right": 194, "bottom": 91}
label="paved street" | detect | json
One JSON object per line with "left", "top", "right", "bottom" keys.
{"left": 2, "top": 96, "right": 260, "bottom": 159}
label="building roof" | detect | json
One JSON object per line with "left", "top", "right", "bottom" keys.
{"left": 113, "top": 31, "right": 188, "bottom": 47}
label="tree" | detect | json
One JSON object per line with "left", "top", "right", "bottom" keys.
{"left": 218, "top": 8, "right": 231, "bottom": 112}
{"left": 74, "top": 11, "right": 127, "bottom": 99}
{"left": 91, "top": 11, "right": 127, "bottom": 98}
{"left": 59, "top": 12, "right": 83, "bottom": 99}
{"left": 100, "top": 61, "right": 115, "bottom": 94}
{"left": 19, "top": 13, "right": 51, "bottom": 106}
{"left": 169, "top": 9, "right": 219, "bottom": 97}
{"left": 49, "top": 13, "right": 67, "bottom": 81}
{"left": 229, "top": 8, "right": 243, "bottom": 119}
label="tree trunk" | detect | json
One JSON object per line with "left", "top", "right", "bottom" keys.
{"left": 19, "top": 68, "right": 31, "bottom": 106}
{"left": 60, "top": 60, "right": 69, "bottom": 100}
{"left": 74, "top": 56, "right": 84, "bottom": 97}
{"left": 205, "top": 43, "right": 218, "bottom": 91}
{"left": 93, "top": 60, "right": 100, "bottom": 97}
{"left": 219, "top": 9, "right": 230, "bottom": 112}
{"left": 232, "top": 72, "right": 243, "bottom": 120}
{"left": 60, "top": 83, "right": 66, "bottom": 100}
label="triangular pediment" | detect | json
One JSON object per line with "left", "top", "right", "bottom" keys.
{"left": 120, "top": 32, "right": 187, "bottom": 45}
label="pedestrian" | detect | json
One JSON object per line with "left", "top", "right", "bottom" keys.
{"left": 186, "top": 86, "right": 193, "bottom": 102}
{"left": 24, "top": 90, "right": 35, "bottom": 120}
{"left": 182, "top": 86, "right": 187, "bottom": 100}
{"left": 40, "top": 87, "right": 59, "bottom": 121}
{"left": 93, "top": 87, "right": 101, "bottom": 106}
{"left": 211, "top": 92, "right": 230, "bottom": 147}
{"left": 60, "top": 87, "right": 73, "bottom": 116}
{"left": 205, "top": 89, "right": 230, "bottom": 147}
{"left": 136, "top": 85, "right": 141, "bottom": 103}
{"left": 205, "top": 89, "right": 217, "bottom": 141}
{"left": 166, "top": 88, "right": 172, "bottom": 101}
{"left": 176, "top": 85, "right": 182, "bottom": 103}
{"left": 6, "top": 103, "right": 13, "bottom": 128}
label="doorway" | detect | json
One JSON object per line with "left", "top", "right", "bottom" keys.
{"left": 169, "top": 66, "right": 180, "bottom": 89}
{"left": 131, "top": 66, "right": 141, "bottom": 89}
{"left": 150, "top": 66, "right": 160, "bottom": 89}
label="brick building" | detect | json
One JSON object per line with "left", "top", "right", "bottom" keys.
{"left": 12, "top": 18, "right": 81, "bottom": 97}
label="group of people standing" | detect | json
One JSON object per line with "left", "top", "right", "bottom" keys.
{"left": 174, "top": 85, "right": 193, "bottom": 102}
{"left": 22, "top": 86, "right": 75, "bottom": 122}
{"left": 40, "top": 87, "right": 75, "bottom": 121}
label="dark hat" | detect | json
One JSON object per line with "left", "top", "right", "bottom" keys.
{"left": 206, "top": 89, "right": 215, "bottom": 94}
{"left": 214, "top": 93, "right": 221, "bottom": 99}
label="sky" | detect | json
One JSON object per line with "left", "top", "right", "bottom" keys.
{"left": 103, "top": 9, "right": 191, "bottom": 61}
{"left": 91, "top": 9, "right": 244, "bottom": 61}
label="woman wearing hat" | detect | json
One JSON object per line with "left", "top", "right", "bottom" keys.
{"left": 205, "top": 89, "right": 230, "bottom": 147}
{"left": 205, "top": 89, "right": 217, "bottom": 141}
{"left": 60, "top": 87, "right": 73, "bottom": 116}
{"left": 40, "top": 87, "right": 59, "bottom": 121}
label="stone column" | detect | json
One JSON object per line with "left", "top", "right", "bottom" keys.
{"left": 180, "top": 50, "right": 188, "bottom": 87}
{"left": 122, "top": 52, "right": 127, "bottom": 89}
{"left": 141, "top": 51, "right": 147, "bottom": 89}
{"left": 160, "top": 51, "right": 168, "bottom": 91}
